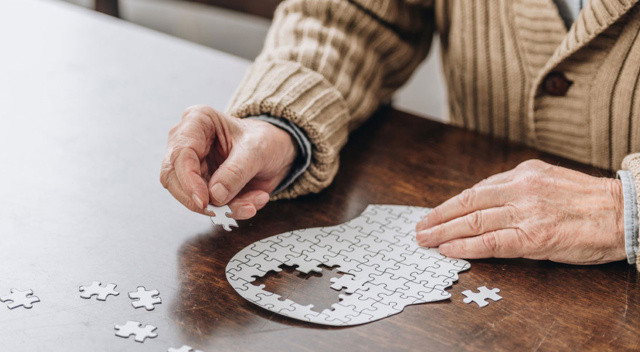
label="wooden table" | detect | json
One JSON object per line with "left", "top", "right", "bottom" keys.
{"left": 1, "top": 0, "right": 639, "bottom": 351}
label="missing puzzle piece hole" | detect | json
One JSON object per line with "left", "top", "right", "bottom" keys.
{"left": 251, "top": 264, "right": 349, "bottom": 313}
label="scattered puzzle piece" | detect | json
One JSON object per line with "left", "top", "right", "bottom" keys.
{"left": 168, "top": 346, "right": 203, "bottom": 352}
{"left": 128, "top": 286, "right": 162, "bottom": 310}
{"left": 226, "top": 204, "right": 470, "bottom": 326}
{"left": 207, "top": 205, "right": 238, "bottom": 231}
{"left": 79, "top": 281, "right": 119, "bottom": 301}
{"left": 0, "top": 289, "right": 40, "bottom": 309}
{"left": 462, "top": 286, "right": 502, "bottom": 307}
{"left": 114, "top": 321, "right": 157, "bottom": 343}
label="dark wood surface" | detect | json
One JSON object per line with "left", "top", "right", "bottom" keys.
{"left": 2, "top": 0, "right": 640, "bottom": 351}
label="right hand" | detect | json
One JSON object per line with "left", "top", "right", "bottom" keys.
{"left": 160, "top": 105, "right": 298, "bottom": 219}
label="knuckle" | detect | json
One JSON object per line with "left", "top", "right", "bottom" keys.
{"left": 516, "top": 172, "right": 542, "bottom": 190}
{"left": 222, "top": 162, "right": 246, "bottom": 186}
{"left": 535, "top": 228, "right": 553, "bottom": 245}
{"left": 481, "top": 232, "right": 500, "bottom": 253}
{"left": 465, "top": 211, "right": 484, "bottom": 233}
{"left": 168, "top": 146, "right": 184, "bottom": 164}
{"left": 504, "top": 203, "right": 520, "bottom": 223}
{"left": 517, "top": 159, "right": 544, "bottom": 170}
{"left": 159, "top": 166, "right": 172, "bottom": 189}
{"left": 458, "top": 188, "right": 477, "bottom": 209}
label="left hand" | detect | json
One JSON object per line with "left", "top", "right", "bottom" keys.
{"left": 416, "top": 159, "right": 626, "bottom": 265}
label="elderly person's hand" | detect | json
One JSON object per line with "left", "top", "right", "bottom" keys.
{"left": 416, "top": 160, "right": 627, "bottom": 265}
{"left": 160, "top": 105, "right": 297, "bottom": 219}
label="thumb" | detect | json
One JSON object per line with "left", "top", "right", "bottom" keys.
{"left": 208, "top": 146, "right": 259, "bottom": 206}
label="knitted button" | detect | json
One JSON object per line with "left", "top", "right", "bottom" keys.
{"left": 542, "top": 71, "right": 572, "bottom": 96}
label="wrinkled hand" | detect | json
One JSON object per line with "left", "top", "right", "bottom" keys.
{"left": 160, "top": 105, "right": 297, "bottom": 219}
{"left": 416, "top": 160, "right": 626, "bottom": 265}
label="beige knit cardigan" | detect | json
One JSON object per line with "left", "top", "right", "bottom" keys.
{"left": 227, "top": 0, "right": 640, "bottom": 231}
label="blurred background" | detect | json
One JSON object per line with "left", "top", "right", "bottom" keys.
{"left": 60, "top": 0, "right": 447, "bottom": 122}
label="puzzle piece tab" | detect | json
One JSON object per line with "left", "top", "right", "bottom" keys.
{"left": 114, "top": 321, "right": 157, "bottom": 343}
{"left": 207, "top": 205, "right": 238, "bottom": 231}
{"left": 462, "top": 286, "right": 502, "bottom": 307}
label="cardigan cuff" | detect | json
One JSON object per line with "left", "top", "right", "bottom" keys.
{"left": 248, "top": 115, "right": 313, "bottom": 195}
{"left": 621, "top": 153, "right": 640, "bottom": 270}
{"left": 226, "top": 60, "right": 350, "bottom": 200}
{"left": 617, "top": 170, "right": 639, "bottom": 264}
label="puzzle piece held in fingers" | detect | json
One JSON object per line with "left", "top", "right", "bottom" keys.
{"left": 207, "top": 205, "right": 238, "bottom": 231}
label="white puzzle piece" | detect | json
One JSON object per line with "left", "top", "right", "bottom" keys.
{"left": 128, "top": 286, "right": 162, "bottom": 310}
{"left": 207, "top": 205, "right": 238, "bottom": 231}
{"left": 462, "top": 286, "right": 502, "bottom": 307}
{"left": 114, "top": 320, "right": 158, "bottom": 343}
{"left": 226, "top": 205, "right": 470, "bottom": 326}
{"left": 79, "top": 281, "right": 119, "bottom": 301}
{"left": 0, "top": 289, "right": 40, "bottom": 309}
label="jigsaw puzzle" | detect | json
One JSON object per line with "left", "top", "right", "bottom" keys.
{"left": 462, "top": 286, "right": 502, "bottom": 307}
{"left": 207, "top": 205, "right": 238, "bottom": 231}
{"left": 226, "top": 205, "right": 470, "bottom": 326}
{"left": 0, "top": 289, "right": 40, "bottom": 309}
{"left": 114, "top": 320, "right": 157, "bottom": 343}
{"left": 79, "top": 281, "right": 119, "bottom": 301}
{"left": 128, "top": 286, "right": 162, "bottom": 310}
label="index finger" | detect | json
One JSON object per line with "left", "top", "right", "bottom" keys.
{"left": 174, "top": 147, "right": 210, "bottom": 210}
{"left": 416, "top": 185, "right": 509, "bottom": 231}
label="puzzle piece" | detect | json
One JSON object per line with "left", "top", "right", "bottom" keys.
{"left": 226, "top": 205, "right": 470, "bottom": 326}
{"left": 114, "top": 321, "right": 157, "bottom": 343}
{"left": 330, "top": 273, "right": 372, "bottom": 293}
{"left": 462, "top": 286, "right": 502, "bottom": 307}
{"left": 128, "top": 286, "right": 162, "bottom": 310}
{"left": 207, "top": 204, "right": 238, "bottom": 231}
{"left": 79, "top": 281, "right": 119, "bottom": 301}
{"left": 168, "top": 346, "right": 203, "bottom": 352}
{"left": 0, "top": 289, "right": 40, "bottom": 309}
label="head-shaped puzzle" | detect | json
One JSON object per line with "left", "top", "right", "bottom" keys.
{"left": 226, "top": 205, "right": 470, "bottom": 326}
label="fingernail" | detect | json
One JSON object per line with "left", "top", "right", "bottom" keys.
{"left": 192, "top": 194, "right": 204, "bottom": 209}
{"left": 256, "top": 193, "right": 270, "bottom": 207}
{"left": 211, "top": 183, "right": 229, "bottom": 204}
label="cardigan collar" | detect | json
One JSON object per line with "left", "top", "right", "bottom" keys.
{"left": 512, "top": 0, "right": 639, "bottom": 81}
{"left": 542, "top": 0, "right": 640, "bottom": 75}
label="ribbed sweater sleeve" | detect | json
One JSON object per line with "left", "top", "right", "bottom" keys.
{"left": 622, "top": 153, "right": 640, "bottom": 270}
{"left": 226, "top": 0, "right": 435, "bottom": 199}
